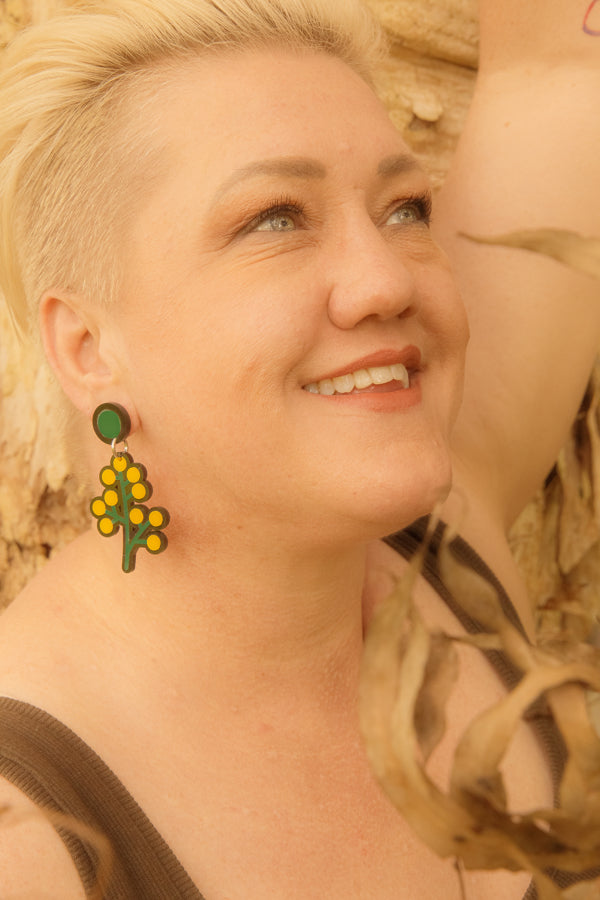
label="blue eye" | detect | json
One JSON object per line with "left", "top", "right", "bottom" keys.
{"left": 254, "top": 210, "right": 297, "bottom": 232}
{"left": 387, "top": 206, "right": 419, "bottom": 225}
{"left": 248, "top": 201, "right": 304, "bottom": 233}
{"left": 386, "top": 195, "right": 432, "bottom": 227}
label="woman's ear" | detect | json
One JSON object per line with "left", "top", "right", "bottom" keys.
{"left": 40, "top": 292, "right": 121, "bottom": 416}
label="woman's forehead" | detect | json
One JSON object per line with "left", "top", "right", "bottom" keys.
{"left": 132, "top": 47, "right": 413, "bottom": 186}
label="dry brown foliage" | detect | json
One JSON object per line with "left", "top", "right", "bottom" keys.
{"left": 468, "top": 229, "right": 600, "bottom": 642}
{"left": 463, "top": 229, "right": 600, "bottom": 281}
{"left": 360, "top": 530, "right": 600, "bottom": 899}
{"left": 0, "top": 800, "right": 113, "bottom": 900}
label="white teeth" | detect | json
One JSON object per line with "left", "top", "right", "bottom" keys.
{"left": 353, "top": 368, "right": 372, "bottom": 389}
{"left": 318, "top": 379, "right": 335, "bottom": 395}
{"left": 331, "top": 374, "right": 355, "bottom": 394}
{"left": 369, "top": 366, "right": 391, "bottom": 385}
{"left": 390, "top": 364, "right": 410, "bottom": 388}
{"left": 303, "top": 363, "right": 410, "bottom": 396}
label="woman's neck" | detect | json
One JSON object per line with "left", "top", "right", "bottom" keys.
{"left": 86, "top": 528, "right": 370, "bottom": 712}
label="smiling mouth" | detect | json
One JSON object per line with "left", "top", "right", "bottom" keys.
{"left": 303, "top": 363, "right": 410, "bottom": 396}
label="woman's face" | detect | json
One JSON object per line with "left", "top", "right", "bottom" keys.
{"left": 108, "top": 49, "right": 468, "bottom": 545}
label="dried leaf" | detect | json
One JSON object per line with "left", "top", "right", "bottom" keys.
{"left": 534, "top": 869, "right": 572, "bottom": 900}
{"left": 547, "top": 684, "right": 600, "bottom": 820}
{"left": 361, "top": 531, "right": 600, "bottom": 892}
{"left": 461, "top": 228, "right": 600, "bottom": 280}
{"left": 360, "top": 563, "right": 481, "bottom": 863}
{"left": 451, "top": 667, "right": 600, "bottom": 870}
{"left": 453, "top": 632, "right": 504, "bottom": 652}
{"left": 414, "top": 631, "right": 459, "bottom": 761}
{"left": 437, "top": 536, "right": 537, "bottom": 673}
{"left": 564, "top": 877, "right": 600, "bottom": 899}
{"left": 509, "top": 357, "right": 600, "bottom": 643}
{"left": 0, "top": 802, "right": 113, "bottom": 900}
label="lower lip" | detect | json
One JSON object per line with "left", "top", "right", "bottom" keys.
{"left": 304, "top": 374, "right": 422, "bottom": 412}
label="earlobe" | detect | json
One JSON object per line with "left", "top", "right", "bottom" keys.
{"left": 39, "top": 293, "right": 116, "bottom": 414}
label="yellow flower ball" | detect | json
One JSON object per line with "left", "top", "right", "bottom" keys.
{"left": 131, "top": 483, "right": 148, "bottom": 501}
{"left": 129, "top": 508, "right": 145, "bottom": 525}
{"left": 103, "top": 489, "right": 119, "bottom": 507}
{"left": 148, "top": 509, "right": 164, "bottom": 528}
{"left": 146, "top": 534, "right": 163, "bottom": 553}
{"left": 100, "top": 468, "right": 117, "bottom": 486}
{"left": 99, "top": 517, "right": 115, "bottom": 536}
{"left": 91, "top": 498, "right": 107, "bottom": 517}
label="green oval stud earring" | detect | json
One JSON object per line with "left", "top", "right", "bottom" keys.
{"left": 90, "top": 403, "right": 170, "bottom": 573}
{"left": 93, "top": 402, "right": 131, "bottom": 446}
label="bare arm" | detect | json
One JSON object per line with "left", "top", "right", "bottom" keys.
{"left": 434, "top": 0, "right": 600, "bottom": 530}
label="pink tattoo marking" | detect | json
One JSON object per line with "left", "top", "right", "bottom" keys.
{"left": 584, "top": 0, "right": 600, "bottom": 35}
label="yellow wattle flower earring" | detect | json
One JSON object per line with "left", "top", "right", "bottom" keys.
{"left": 90, "top": 403, "right": 170, "bottom": 573}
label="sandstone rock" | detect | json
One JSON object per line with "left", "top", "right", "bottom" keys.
{"left": 366, "top": 0, "right": 479, "bottom": 68}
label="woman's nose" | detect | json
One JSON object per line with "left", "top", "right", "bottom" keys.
{"left": 326, "top": 224, "right": 418, "bottom": 331}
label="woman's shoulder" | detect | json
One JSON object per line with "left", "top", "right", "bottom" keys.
{"left": 0, "top": 543, "right": 92, "bottom": 704}
{"left": 0, "top": 529, "right": 127, "bottom": 694}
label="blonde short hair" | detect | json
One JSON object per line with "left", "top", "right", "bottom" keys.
{"left": 0, "top": 0, "right": 384, "bottom": 336}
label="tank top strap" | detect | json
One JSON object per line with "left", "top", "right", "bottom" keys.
{"left": 0, "top": 696, "right": 206, "bottom": 900}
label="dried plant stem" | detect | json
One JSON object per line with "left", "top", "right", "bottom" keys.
{"left": 0, "top": 802, "right": 113, "bottom": 900}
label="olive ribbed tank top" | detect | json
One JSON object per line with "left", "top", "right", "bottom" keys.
{"left": 0, "top": 518, "right": 594, "bottom": 898}
{"left": 0, "top": 695, "right": 206, "bottom": 899}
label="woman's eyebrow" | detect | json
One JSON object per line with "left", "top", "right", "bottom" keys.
{"left": 377, "top": 153, "right": 423, "bottom": 179}
{"left": 213, "top": 157, "right": 327, "bottom": 201}
{"left": 211, "top": 152, "right": 422, "bottom": 206}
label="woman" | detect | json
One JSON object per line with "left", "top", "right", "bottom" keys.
{"left": 0, "top": 1, "right": 597, "bottom": 899}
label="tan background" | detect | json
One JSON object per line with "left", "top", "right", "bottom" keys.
{"left": 0, "top": 0, "right": 598, "bottom": 635}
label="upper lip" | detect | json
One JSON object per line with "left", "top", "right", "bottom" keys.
{"left": 305, "top": 346, "right": 422, "bottom": 384}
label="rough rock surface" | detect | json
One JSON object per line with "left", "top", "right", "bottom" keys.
{"left": 368, "top": 0, "right": 479, "bottom": 68}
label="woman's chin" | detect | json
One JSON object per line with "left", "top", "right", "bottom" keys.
{"left": 365, "top": 459, "right": 453, "bottom": 539}
{"left": 310, "top": 474, "right": 452, "bottom": 550}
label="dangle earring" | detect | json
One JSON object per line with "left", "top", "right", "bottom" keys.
{"left": 90, "top": 402, "right": 170, "bottom": 573}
